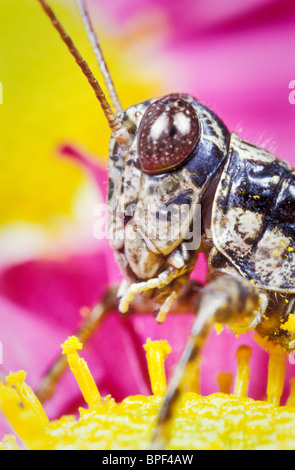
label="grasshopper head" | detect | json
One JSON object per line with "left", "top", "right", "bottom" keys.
{"left": 107, "top": 94, "right": 230, "bottom": 303}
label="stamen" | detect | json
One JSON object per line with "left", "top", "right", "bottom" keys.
{"left": 234, "top": 346, "right": 251, "bottom": 398}
{"left": 267, "top": 349, "right": 287, "bottom": 407}
{"left": 217, "top": 373, "right": 233, "bottom": 394}
{"left": 143, "top": 338, "right": 171, "bottom": 396}
{"left": 0, "top": 383, "right": 30, "bottom": 441}
{"left": 6, "top": 371, "right": 49, "bottom": 427}
{"left": 255, "top": 335, "right": 287, "bottom": 406}
{"left": 0, "top": 376, "right": 49, "bottom": 449}
{"left": 61, "top": 336, "right": 101, "bottom": 407}
{"left": 287, "top": 378, "right": 295, "bottom": 407}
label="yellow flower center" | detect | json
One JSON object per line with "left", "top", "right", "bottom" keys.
{"left": 0, "top": 335, "right": 294, "bottom": 450}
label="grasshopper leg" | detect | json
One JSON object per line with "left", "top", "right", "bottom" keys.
{"left": 150, "top": 274, "right": 266, "bottom": 450}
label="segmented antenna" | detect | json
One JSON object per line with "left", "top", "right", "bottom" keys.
{"left": 37, "top": 0, "right": 130, "bottom": 145}
{"left": 75, "top": 0, "right": 123, "bottom": 116}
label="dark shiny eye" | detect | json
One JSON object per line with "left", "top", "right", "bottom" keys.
{"left": 137, "top": 96, "right": 200, "bottom": 174}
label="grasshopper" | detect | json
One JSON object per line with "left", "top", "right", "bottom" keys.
{"left": 36, "top": 0, "right": 295, "bottom": 449}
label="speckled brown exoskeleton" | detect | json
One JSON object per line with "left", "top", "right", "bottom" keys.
{"left": 36, "top": 0, "right": 295, "bottom": 449}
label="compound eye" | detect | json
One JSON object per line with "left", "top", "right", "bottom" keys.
{"left": 137, "top": 96, "right": 200, "bottom": 174}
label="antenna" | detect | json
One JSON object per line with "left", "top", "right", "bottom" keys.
{"left": 37, "top": 0, "right": 130, "bottom": 145}
{"left": 75, "top": 0, "right": 123, "bottom": 116}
